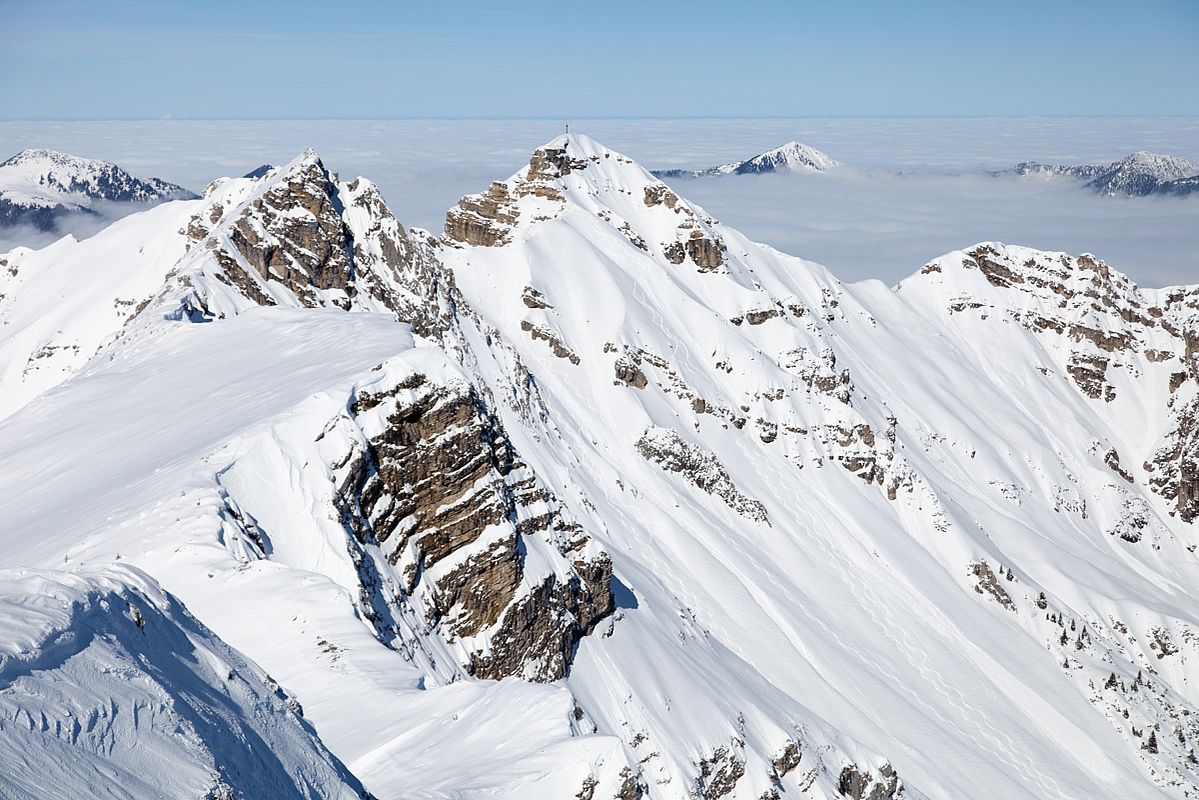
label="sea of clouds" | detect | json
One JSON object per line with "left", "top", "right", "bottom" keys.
{"left": 1, "top": 118, "right": 1195, "bottom": 286}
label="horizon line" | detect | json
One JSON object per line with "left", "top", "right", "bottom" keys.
{"left": 2, "top": 114, "right": 1199, "bottom": 123}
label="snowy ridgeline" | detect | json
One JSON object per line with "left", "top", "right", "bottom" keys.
{"left": 0, "top": 134, "right": 1198, "bottom": 800}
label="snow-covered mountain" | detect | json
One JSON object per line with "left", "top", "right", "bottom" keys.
{"left": 1, "top": 133, "right": 1198, "bottom": 800}
{"left": 1009, "top": 151, "right": 1199, "bottom": 196}
{"left": 654, "top": 141, "right": 840, "bottom": 178}
{"left": 0, "top": 148, "right": 197, "bottom": 231}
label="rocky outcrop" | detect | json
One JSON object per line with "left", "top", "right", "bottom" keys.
{"left": 970, "top": 561, "right": 1016, "bottom": 612}
{"left": 694, "top": 744, "right": 746, "bottom": 799}
{"left": 338, "top": 365, "right": 613, "bottom": 680}
{"left": 229, "top": 166, "right": 355, "bottom": 304}
{"left": 1146, "top": 396, "right": 1199, "bottom": 524}
{"left": 614, "top": 355, "right": 648, "bottom": 388}
{"left": 1067, "top": 352, "right": 1115, "bottom": 401}
{"left": 443, "top": 143, "right": 584, "bottom": 247}
{"left": 636, "top": 426, "right": 768, "bottom": 523}
{"left": 838, "top": 763, "right": 904, "bottom": 800}
{"left": 158, "top": 151, "right": 468, "bottom": 339}
{"left": 521, "top": 319, "right": 581, "bottom": 364}
{"left": 443, "top": 181, "right": 521, "bottom": 247}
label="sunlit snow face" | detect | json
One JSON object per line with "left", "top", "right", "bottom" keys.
{"left": 1, "top": 117, "right": 1196, "bottom": 286}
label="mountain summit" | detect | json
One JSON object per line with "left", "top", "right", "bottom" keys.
{"left": 1, "top": 133, "right": 1197, "bottom": 800}
{"left": 653, "top": 139, "right": 840, "bottom": 178}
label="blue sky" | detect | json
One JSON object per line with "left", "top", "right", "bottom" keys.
{"left": 2, "top": 0, "right": 1197, "bottom": 120}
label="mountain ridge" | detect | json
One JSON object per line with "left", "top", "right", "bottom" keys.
{"left": 1008, "top": 150, "right": 1199, "bottom": 196}
{"left": 0, "top": 133, "right": 1196, "bottom": 799}
{"left": 0, "top": 148, "right": 197, "bottom": 233}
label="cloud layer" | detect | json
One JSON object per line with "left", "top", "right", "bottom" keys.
{"left": 1, "top": 118, "right": 1195, "bottom": 286}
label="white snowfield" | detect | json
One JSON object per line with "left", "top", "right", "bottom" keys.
{"left": 0, "top": 133, "right": 1197, "bottom": 800}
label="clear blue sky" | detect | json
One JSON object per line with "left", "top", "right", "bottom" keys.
{"left": 2, "top": 0, "right": 1196, "bottom": 120}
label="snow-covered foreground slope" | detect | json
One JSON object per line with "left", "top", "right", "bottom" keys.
{"left": 0, "top": 197, "right": 202, "bottom": 419}
{"left": 0, "top": 565, "right": 366, "bottom": 800}
{"left": 0, "top": 134, "right": 1197, "bottom": 799}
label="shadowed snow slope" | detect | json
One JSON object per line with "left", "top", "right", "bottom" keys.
{"left": 0, "top": 134, "right": 1197, "bottom": 800}
{"left": 0, "top": 565, "right": 366, "bottom": 800}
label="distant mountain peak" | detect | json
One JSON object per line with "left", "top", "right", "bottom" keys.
{"left": 1008, "top": 151, "right": 1199, "bottom": 197}
{"left": 0, "top": 147, "right": 198, "bottom": 233}
{"left": 652, "top": 140, "right": 840, "bottom": 178}
{"left": 731, "top": 140, "right": 841, "bottom": 174}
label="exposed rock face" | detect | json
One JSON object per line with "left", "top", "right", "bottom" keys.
{"left": 1068, "top": 352, "right": 1115, "bottom": 401}
{"left": 1147, "top": 396, "right": 1199, "bottom": 523}
{"left": 156, "top": 150, "right": 465, "bottom": 338}
{"left": 684, "top": 231, "right": 725, "bottom": 271}
{"left": 636, "top": 426, "right": 768, "bottom": 523}
{"left": 226, "top": 158, "right": 356, "bottom": 305}
{"left": 443, "top": 144, "right": 584, "bottom": 247}
{"left": 694, "top": 745, "right": 746, "bottom": 799}
{"left": 646, "top": 182, "right": 727, "bottom": 272}
{"left": 969, "top": 561, "right": 1016, "bottom": 612}
{"left": 338, "top": 365, "right": 613, "bottom": 680}
{"left": 614, "top": 356, "right": 648, "bottom": 388}
{"left": 444, "top": 181, "right": 521, "bottom": 247}
{"left": 521, "top": 319, "right": 581, "bottom": 364}
{"left": 838, "top": 763, "right": 904, "bottom": 800}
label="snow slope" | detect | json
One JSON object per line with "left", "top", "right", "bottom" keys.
{"left": 0, "top": 301, "right": 631, "bottom": 798}
{"left": 439, "top": 134, "right": 1199, "bottom": 799}
{"left": 0, "top": 134, "right": 1197, "bottom": 799}
{"left": 0, "top": 565, "right": 367, "bottom": 800}
{"left": 0, "top": 197, "right": 202, "bottom": 419}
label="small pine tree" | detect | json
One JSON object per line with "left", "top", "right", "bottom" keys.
{"left": 1144, "top": 731, "right": 1158, "bottom": 754}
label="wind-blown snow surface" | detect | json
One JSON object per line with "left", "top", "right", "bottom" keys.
{"left": 2, "top": 133, "right": 1199, "bottom": 799}
{"left": 0, "top": 566, "right": 367, "bottom": 800}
